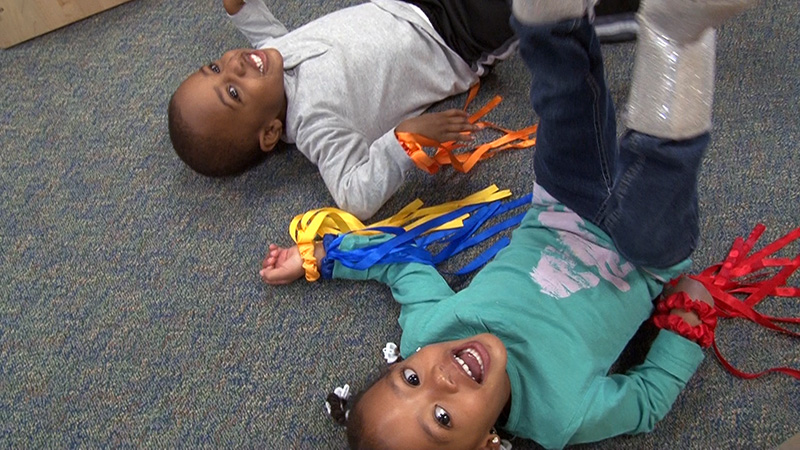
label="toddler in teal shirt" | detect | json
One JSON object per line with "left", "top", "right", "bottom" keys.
{"left": 260, "top": 0, "right": 754, "bottom": 448}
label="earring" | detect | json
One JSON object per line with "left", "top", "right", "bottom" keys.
{"left": 490, "top": 427, "right": 500, "bottom": 446}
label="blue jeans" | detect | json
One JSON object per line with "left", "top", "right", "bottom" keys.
{"left": 511, "top": 16, "right": 709, "bottom": 268}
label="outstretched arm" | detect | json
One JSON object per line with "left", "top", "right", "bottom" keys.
{"left": 260, "top": 235, "right": 455, "bottom": 305}
{"left": 568, "top": 278, "right": 713, "bottom": 444}
{"left": 303, "top": 112, "right": 476, "bottom": 220}
{"left": 226, "top": 0, "right": 289, "bottom": 48}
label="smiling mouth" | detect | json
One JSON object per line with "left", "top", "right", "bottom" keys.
{"left": 453, "top": 346, "right": 485, "bottom": 384}
{"left": 248, "top": 52, "right": 265, "bottom": 75}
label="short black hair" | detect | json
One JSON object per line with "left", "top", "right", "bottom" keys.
{"left": 167, "top": 92, "right": 266, "bottom": 177}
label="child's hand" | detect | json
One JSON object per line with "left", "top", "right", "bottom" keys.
{"left": 663, "top": 277, "right": 714, "bottom": 326}
{"left": 260, "top": 244, "right": 305, "bottom": 285}
{"left": 396, "top": 109, "right": 477, "bottom": 143}
{"left": 223, "top": 0, "right": 246, "bottom": 15}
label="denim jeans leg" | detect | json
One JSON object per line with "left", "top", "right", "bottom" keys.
{"left": 600, "top": 131, "right": 709, "bottom": 268}
{"left": 512, "top": 15, "right": 709, "bottom": 269}
{"left": 511, "top": 15, "right": 618, "bottom": 223}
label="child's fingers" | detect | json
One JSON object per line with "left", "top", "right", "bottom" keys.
{"left": 441, "top": 110, "right": 472, "bottom": 125}
{"left": 261, "top": 267, "right": 293, "bottom": 285}
{"left": 454, "top": 132, "right": 476, "bottom": 142}
{"left": 444, "top": 121, "right": 477, "bottom": 140}
{"left": 448, "top": 121, "right": 477, "bottom": 132}
{"left": 440, "top": 108, "right": 469, "bottom": 118}
{"left": 262, "top": 245, "right": 278, "bottom": 268}
{"left": 260, "top": 267, "right": 280, "bottom": 284}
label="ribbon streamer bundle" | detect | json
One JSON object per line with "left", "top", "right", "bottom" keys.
{"left": 289, "top": 185, "right": 532, "bottom": 279}
{"left": 691, "top": 224, "right": 800, "bottom": 379}
{"left": 397, "top": 83, "right": 538, "bottom": 174}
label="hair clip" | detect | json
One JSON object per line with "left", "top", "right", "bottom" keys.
{"left": 334, "top": 384, "right": 350, "bottom": 400}
{"left": 382, "top": 342, "right": 399, "bottom": 364}
{"left": 324, "top": 383, "right": 351, "bottom": 415}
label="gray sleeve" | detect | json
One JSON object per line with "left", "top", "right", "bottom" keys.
{"left": 299, "top": 124, "right": 415, "bottom": 221}
{"left": 228, "top": 0, "right": 288, "bottom": 48}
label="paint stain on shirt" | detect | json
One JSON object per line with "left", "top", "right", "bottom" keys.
{"left": 531, "top": 209, "right": 634, "bottom": 298}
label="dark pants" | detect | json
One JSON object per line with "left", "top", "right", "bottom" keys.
{"left": 511, "top": 16, "right": 709, "bottom": 268}
{"left": 403, "top": 0, "right": 517, "bottom": 74}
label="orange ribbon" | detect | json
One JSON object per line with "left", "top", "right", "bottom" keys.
{"left": 396, "top": 83, "right": 538, "bottom": 174}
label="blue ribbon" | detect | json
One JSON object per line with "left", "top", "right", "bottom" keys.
{"left": 323, "top": 193, "right": 532, "bottom": 275}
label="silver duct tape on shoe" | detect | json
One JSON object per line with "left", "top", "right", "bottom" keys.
{"left": 625, "top": 19, "right": 716, "bottom": 140}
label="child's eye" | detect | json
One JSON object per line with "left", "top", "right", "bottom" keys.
{"left": 227, "top": 86, "right": 239, "bottom": 100}
{"left": 434, "top": 406, "right": 451, "bottom": 427}
{"left": 402, "top": 368, "right": 419, "bottom": 386}
{"left": 209, "top": 63, "right": 220, "bottom": 73}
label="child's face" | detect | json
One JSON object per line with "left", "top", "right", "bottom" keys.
{"left": 174, "top": 48, "right": 287, "bottom": 153}
{"left": 359, "top": 333, "right": 511, "bottom": 449}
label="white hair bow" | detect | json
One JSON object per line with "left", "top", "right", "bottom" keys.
{"left": 382, "top": 342, "right": 399, "bottom": 364}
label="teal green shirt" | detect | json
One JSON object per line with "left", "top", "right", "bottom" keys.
{"left": 332, "top": 185, "right": 705, "bottom": 449}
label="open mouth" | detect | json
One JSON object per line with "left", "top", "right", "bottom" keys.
{"left": 453, "top": 343, "right": 488, "bottom": 384}
{"left": 248, "top": 51, "right": 266, "bottom": 75}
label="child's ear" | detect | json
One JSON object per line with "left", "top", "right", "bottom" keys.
{"left": 258, "top": 118, "right": 283, "bottom": 152}
{"left": 478, "top": 433, "right": 502, "bottom": 450}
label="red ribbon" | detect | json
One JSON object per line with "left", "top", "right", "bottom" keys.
{"left": 653, "top": 291, "right": 718, "bottom": 348}
{"left": 690, "top": 224, "right": 800, "bottom": 380}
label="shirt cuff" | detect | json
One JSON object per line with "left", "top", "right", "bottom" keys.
{"left": 647, "top": 330, "right": 706, "bottom": 381}
{"left": 382, "top": 129, "right": 416, "bottom": 172}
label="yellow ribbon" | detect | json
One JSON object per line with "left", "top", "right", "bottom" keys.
{"left": 289, "top": 185, "right": 513, "bottom": 281}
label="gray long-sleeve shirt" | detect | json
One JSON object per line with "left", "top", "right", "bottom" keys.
{"left": 231, "top": 0, "right": 479, "bottom": 219}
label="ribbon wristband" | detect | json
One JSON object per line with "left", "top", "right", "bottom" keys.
{"left": 298, "top": 241, "right": 320, "bottom": 282}
{"left": 652, "top": 291, "right": 717, "bottom": 348}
